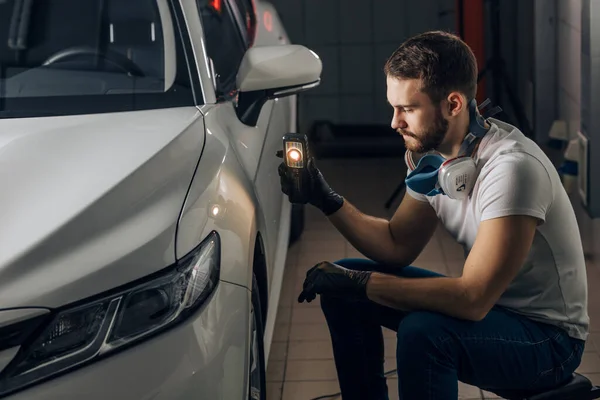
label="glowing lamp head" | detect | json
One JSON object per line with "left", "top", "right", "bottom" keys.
{"left": 284, "top": 141, "right": 305, "bottom": 169}
{"left": 288, "top": 149, "right": 301, "bottom": 162}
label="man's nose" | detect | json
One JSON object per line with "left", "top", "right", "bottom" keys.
{"left": 391, "top": 113, "right": 407, "bottom": 130}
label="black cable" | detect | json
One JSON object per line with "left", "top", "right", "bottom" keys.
{"left": 308, "top": 369, "right": 398, "bottom": 400}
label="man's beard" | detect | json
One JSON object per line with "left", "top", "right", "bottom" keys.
{"left": 400, "top": 106, "right": 449, "bottom": 154}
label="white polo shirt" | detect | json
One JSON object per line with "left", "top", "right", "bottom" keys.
{"left": 406, "top": 118, "right": 589, "bottom": 341}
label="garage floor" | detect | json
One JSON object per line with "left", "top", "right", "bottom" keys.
{"left": 266, "top": 156, "right": 600, "bottom": 400}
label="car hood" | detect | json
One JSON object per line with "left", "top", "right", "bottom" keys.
{"left": 0, "top": 107, "right": 205, "bottom": 309}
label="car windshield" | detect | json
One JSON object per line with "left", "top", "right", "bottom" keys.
{"left": 0, "top": 0, "right": 197, "bottom": 119}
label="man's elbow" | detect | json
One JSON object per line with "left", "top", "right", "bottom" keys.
{"left": 466, "top": 294, "right": 498, "bottom": 321}
{"left": 463, "top": 305, "right": 490, "bottom": 321}
{"left": 455, "top": 299, "right": 490, "bottom": 321}
{"left": 458, "top": 282, "right": 493, "bottom": 321}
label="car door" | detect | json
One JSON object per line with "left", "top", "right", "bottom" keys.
{"left": 197, "top": 0, "right": 284, "bottom": 281}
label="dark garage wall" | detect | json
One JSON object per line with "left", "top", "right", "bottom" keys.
{"left": 478, "top": 0, "right": 535, "bottom": 140}
{"left": 265, "top": 0, "right": 456, "bottom": 132}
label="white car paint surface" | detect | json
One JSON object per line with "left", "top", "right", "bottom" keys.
{"left": 0, "top": 0, "right": 321, "bottom": 399}
{"left": 0, "top": 109, "right": 204, "bottom": 308}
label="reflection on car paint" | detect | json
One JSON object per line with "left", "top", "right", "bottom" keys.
{"left": 263, "top": 10, "right": 273, "bottom": 32}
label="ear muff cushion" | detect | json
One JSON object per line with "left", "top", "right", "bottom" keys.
{"left": 405, "top": 154, "right": 445, "bottom": 194}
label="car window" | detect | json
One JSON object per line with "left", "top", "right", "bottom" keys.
{"left": 197, "top": 0, "right": 247, "bottom": 101}
{"left": 0, "top": 0, "right": 197, "bottom": 119}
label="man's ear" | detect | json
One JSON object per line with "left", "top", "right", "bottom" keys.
{"left": 446, "top": 92, "right": 465, "bottom": 117}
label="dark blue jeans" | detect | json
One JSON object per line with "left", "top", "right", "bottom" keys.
{"left": 320, "top": 258, "right": 586, "bottom": 400}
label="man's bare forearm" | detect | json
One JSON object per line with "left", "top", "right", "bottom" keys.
{"left": 365, "top": 272, "right": 483, "bottom": 321}
{"left": 327, "top": 201, "right": 406, "bottom": 265}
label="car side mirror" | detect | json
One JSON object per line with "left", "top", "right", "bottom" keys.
{"left": 235, "top": 45, "right": 322, "bottom": 126}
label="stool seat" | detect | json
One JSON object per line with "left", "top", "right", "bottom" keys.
{"left": 499, "top": 373, "right": 593, "bottom": 400}
{"left": 527, "top": 373, "right": 592, "bottom": 399}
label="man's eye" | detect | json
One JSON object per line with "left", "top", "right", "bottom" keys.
{"left": 404, "top": 109, "right": 413, "bottom": 113}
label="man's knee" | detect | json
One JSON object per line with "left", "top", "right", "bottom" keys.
{"left": 396, "top": 312, "right": 451, "bottom": 359}
{"left": 320, "top": 292, "right": 353, "bottom": 316}
{"left": 320, "top": 291, "right": 374, "bottom": 321}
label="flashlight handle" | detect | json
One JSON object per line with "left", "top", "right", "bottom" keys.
{"left": 287, "top": 168, "right": 311, "bottom": 204}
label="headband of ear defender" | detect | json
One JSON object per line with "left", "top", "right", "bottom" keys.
{"left": 404, "top": 98, "right": 497, "bottom": 200}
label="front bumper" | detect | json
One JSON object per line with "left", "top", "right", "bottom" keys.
{"left": 3, "top": 280, "right": 251, "bottom": 400}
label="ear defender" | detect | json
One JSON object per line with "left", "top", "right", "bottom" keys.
{"left": 404, "top": 98, "right": 495, "bottom": 200}
{"left": 437, "top": 156, "right": 478, "bottom": 200}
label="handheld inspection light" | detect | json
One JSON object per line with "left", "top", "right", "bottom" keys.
{"left": 282, "top": 133, "right": 311, "bottom": 204}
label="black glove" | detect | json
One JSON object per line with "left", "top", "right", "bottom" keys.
{"left": 298, "top": 261, "right": 372, "bottom": 303}
{"left": 277, "top": 157, "right": 344, "bottom": 216}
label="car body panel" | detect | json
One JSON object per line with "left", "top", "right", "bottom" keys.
{"left": 250, "top": 5, "right": 300, "bottom": 360}
{"left": 176, "top": 104, "right": 262, "bottom": 288}
{"left": 0, "top": 0, "right": 313, "bottom": 395}
{"left": 4, "top": 280, "right": 251, "bottom": 400}
{"left": 0, "top": 108, "right": 205, "bottom": 309}
{"left": 176, "top": 0, "right": 301, "bottom": 363}
{"left": 176, "top": 101, "right": 292, "bottom": 362}
{"left": 179, "top": 2, "right": 291, "bottom": 283}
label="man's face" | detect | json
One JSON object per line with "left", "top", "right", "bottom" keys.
{"left": 386, "top": 76, "right": 449, "bottom": 154}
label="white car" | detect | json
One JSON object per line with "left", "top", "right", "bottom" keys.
{"left": 0, "top": 0, "right": 320, "bottom": 399}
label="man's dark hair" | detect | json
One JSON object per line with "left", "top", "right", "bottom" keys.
{"left": 384, "top": 30, "right": 478, "bottom": 105}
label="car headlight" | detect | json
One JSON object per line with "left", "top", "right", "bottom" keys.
{"left": 0, "top": 231, "right": 220, "bottom": 397}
